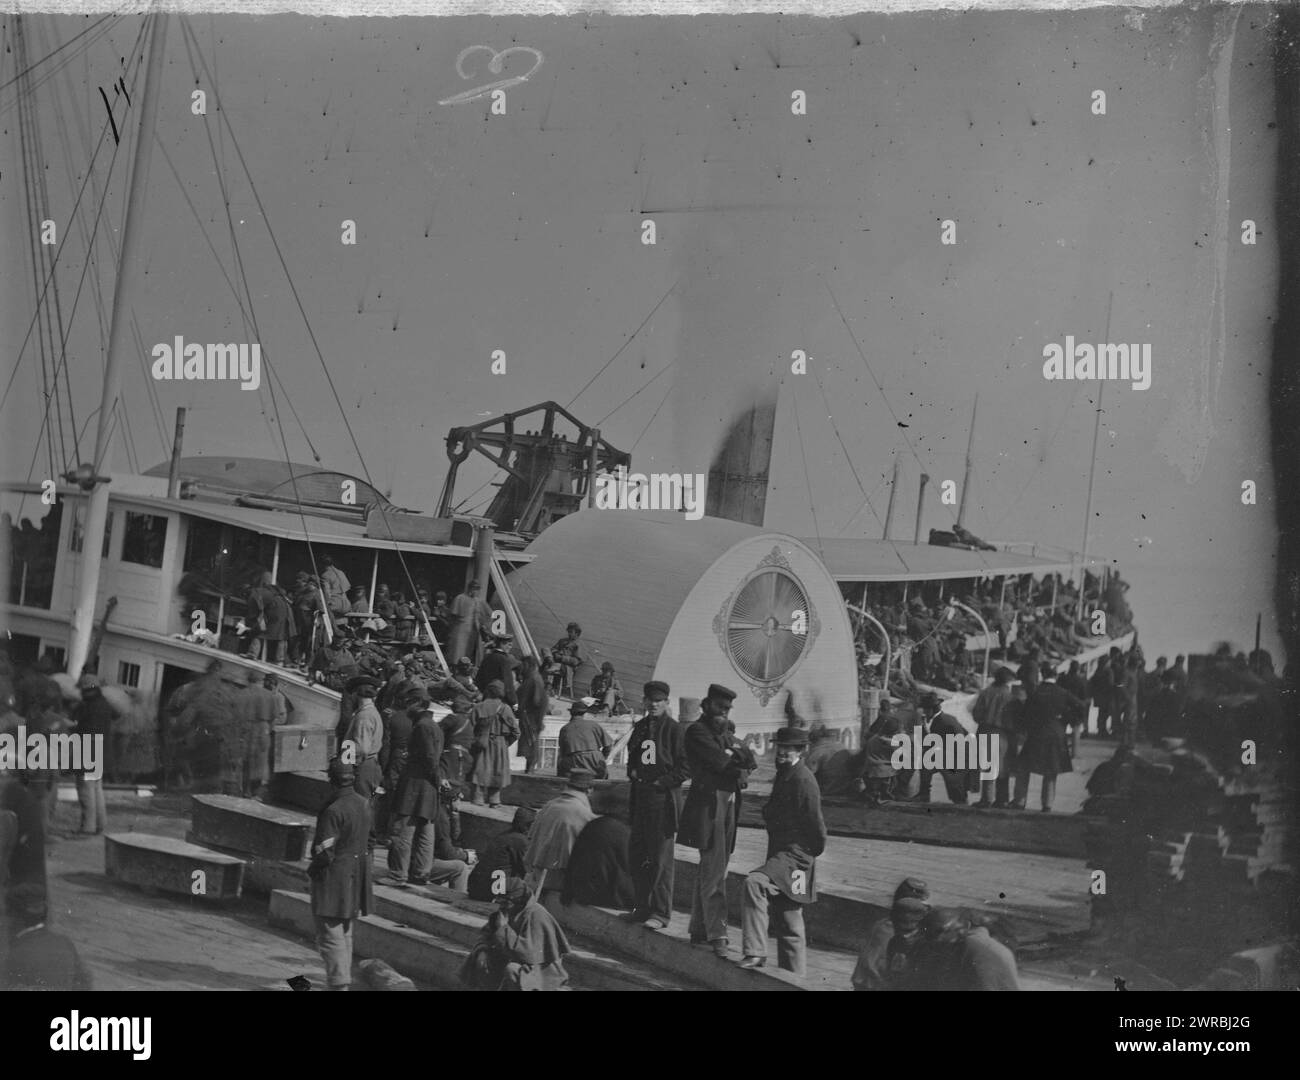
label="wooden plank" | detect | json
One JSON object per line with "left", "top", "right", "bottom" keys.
{"left": 103, "top": 833, "right": 245, "bottom": 901}
{"left": 189, "top": 794, "right": 314, "bottom": 861}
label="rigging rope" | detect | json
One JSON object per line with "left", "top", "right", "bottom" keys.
{"left": 822, "top": 274, "right": 957, "bottom": 531}
{"left": 180, "top": 16, "right": 447, "bottom": 667}
{"left": 0, "top": 16, "right": 147, "bottom": 419}
{"left": 565, "top": 275, "right": 680, "bottom": 409}
{"left": 806, "top": 360, "right": 885, "bottom": 536}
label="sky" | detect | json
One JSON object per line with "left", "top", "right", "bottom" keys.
{"left": 0, "top": 6, "right": 1288, "bottom": 664}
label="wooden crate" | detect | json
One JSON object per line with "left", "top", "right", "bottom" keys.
{"left": 273, "top": 725, "right": 336, "bottom": 774}
{"left": 104, "top": 833, "right": 244, "bottom": 901}
{"left": 189, "top": 794, "right": 314, "bottom": 860}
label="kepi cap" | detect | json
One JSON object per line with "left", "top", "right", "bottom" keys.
{"left": 643, "top": 680, "right": 670, "bottom": 701}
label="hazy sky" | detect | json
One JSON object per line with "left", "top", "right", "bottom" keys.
{"left": 1, "top": 6, "right": 1286, "bottom": 662}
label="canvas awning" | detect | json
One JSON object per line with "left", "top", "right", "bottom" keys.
{"left": 802, "top": 538, "right": 1082, "bottom": 582}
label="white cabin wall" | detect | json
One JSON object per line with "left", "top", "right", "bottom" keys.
{"left": 54, "top": 495, "right": 180, "bottom": 638}
{"left": 653, "top": 534, "right": 859, "bottom": 750}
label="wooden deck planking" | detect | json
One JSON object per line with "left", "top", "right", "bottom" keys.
{"left": 699, "top": 827, "right": 1090, "bottom": 939}
{"left": 43, "top": 797, "right": 325, "bottom": 991}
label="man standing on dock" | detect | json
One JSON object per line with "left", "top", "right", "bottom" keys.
{"left": 309, "top": 759, "right": 374, "bottom": 991}
{"left": 738, "top": 726, "right": 826, "bottom": 975}
{"left": 340, "top": 678, "right": 384, "bottom": 799}
{"left": 680, "top": 684, "right": 749, "bottom": 959}
{"left": 237, "top": 669, "right": 278, "bottom": 800}
{"left": 625, "top": 680, "right": 687, "bottom": 931}
{"left": 446, "top": 580, "right": 492, "bottom": 667}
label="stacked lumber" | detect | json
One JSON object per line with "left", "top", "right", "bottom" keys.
{"left": 1084, "top": 746, "right": 1294, "bottom": 967}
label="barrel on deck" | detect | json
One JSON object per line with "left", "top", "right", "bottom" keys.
{"left": 104, "top": 833, "right": 245, "bottom": 901}
{"left": 189, "top": 794, "right": 314, "bottom": 860}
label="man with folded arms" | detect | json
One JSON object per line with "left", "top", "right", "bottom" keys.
{"left": 679, "top": 683, "right": 752, "bottom": 959}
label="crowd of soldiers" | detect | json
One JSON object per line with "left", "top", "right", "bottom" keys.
{"left": 853, "top": 570, "right": 1135, "bottom": 700}
{"left": 309, "top": 678, "right": 831, "bottom": 989}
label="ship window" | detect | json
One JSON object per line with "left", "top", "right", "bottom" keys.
{"left": 3, "top": 496, "right": 61, "bottom": 610}
{"left": 68, "top": 504, "right": 113, "bottom": 557}
{"left": 117, "top": 661, "right": 141, "bottom": 688}
{"left": 121, "top": 512, "right": 168, "bottom": 568}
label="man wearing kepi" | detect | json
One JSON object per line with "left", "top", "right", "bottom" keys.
{"left": 625, "top": 680, "right": 688, "bottom": 931}
{"left": 738, "top": 725, "right": 827, "bottom": 974}
{"left": 309, "top": 759, "right": 374, "bottom": 991}
{"left": 679, "top": 683, "right": 750, "bottom": 958}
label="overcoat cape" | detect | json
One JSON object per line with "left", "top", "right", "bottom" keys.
{"left": 309, "top": 787, "right": 374, "bottom": 919}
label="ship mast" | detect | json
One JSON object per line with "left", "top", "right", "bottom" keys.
{"left": 1075, "top": 290, "right": 1114, "bottom": 620}
{"left": 67, "top": 12, "right": 168, "bottom": 676}
{"left": 955, "top": 393, "right": 978, "bottom": 529}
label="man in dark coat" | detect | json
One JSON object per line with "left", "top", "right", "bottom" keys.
{"left": 556, "top": 698, "right": 611, "bottom": 779}
{"left": 386, "top": 706, "right": 457, "bottom": 886}
{"left": 71, "top": 674, "right": 114, "bottom": 832}
{"left": 515, "top": 655, "right": 548, "bottom": 774}
{"left": 309, "top": 759, "right": 374, "bottom": 990}
{"left": 378, "top": 699, "right": 416, "bottom": 838}
{"left": 1011, "top": 667, "right": 1085, "bottom": 812}
{"left": 973, "top": 669, "right": 1016, "bottom": 808}
{"left": 1088, "top": 654, "right": 1116, "bottom": 737}
{"left": 851, "top": 878, "right": 930, "bottom": 991}
{"left": 476, "top": 635, "right": 519, "bottom": 707}
{"left": 625, "top": 680, "right": 688, "bottom": 930}
{"left": 561, "top": 814, "right": 637, "bottom": 910}
{"left": 679, "top": 684, "right": 752, "bottom": 958}
{"left": 738, "top": 726, "right": 827, "bottom": 975}
{"left": 3, "top": 883, "right": 92, "bottom": 990}
{"left": 907, "top": 908, "right": 1021, "bottom": 991}
{"left": 468, "top": 807, "right": 535, "bottom": 901}
{"left": 916, "top": 693, "right": 974, "bottom": 805}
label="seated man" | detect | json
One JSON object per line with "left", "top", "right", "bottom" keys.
{"left": 907, "top": 907, "right": 1021, "bottom": 991}
{"left": 560, "top": 814, "right": 637, "bottom": 910}
{"left": 851, "top": 878, "right": 930, "bottom": 991}
{"left": 460, "top": 878, "right": 571, "bottom": 991}
{"left": 556, "top": 699, "right": 611, "bottom": 779}
{"left": 468, "top": 807, "right": 536, "bottom": 902}
{"left": 549, "top": 622, "right": 583, "bottom": 690}
{"left": 523, "top": 768, "right": 597, "bottom": 898}
{"left": 589, "top": 662, "right": 629, "bottom": 716}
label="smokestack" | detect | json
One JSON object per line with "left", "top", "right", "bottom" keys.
{"left": 913, "top": 473, "right": 930, "bottom": 544}
{"left": 167, "top": 407, "right": 187, "bottom": 499}
{"left": 706, "top": 396, "right": 777, "bottom": 527}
